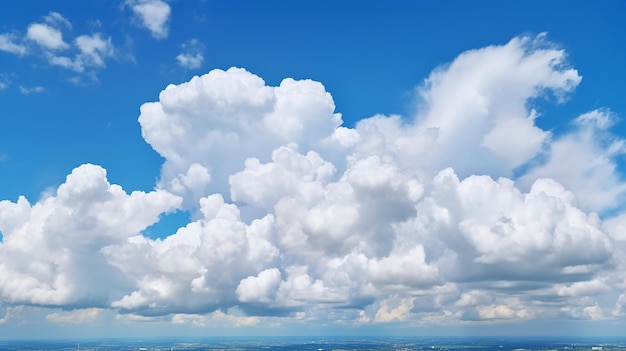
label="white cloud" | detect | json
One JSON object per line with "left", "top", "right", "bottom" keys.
{"left": 75, "top": 34, "right": 115, "bottom": 67}
{"left": 46, "top": 308, "right": 101, "bottom": 324}
{"left": 518, "top": 109, "right": 626, "bottom": 212}
{"left": 43, "top": 12, "right": 72, "bottom": 29}
{"left": 176, "top": 39, "right": 204, "bottom": 69}
{"left": 103, "top": 193, "right": 279, "bottom": 315}
{"left": 211, "top": 310, "right": 260, "bottom": 327}
{"left": 0, "top": 33, "right": 27, "bottom": 55}
{"left": 19, "top": 86, "right": 45, "bottom": 95}
{"left": 45, "top": 33, "right": 115, "bottom": 74}
{"left": 128, "top": 0, "right": 171, "bottom": 39}
{"left": 2, "top": 12, "right": 115, "bottom": 79}
{"left": 0, "top": 164, "right": 181, "bottom": 307}
{"left": 352, "top": 35, "right": 581, "bottom": 181}
{"left": 176, "top": 52, "right": 203, "bottom": 69}
{"left": 478, "top": 304, "right": 529, "bottom": 320}
{"left": 0, "top": 306, "right": 23, "bottom": 324}
{"left": 27, "top": 23, "right": 69, "bottom": 50}
{"left": 47, "top": 33, "right": 115, "bottom": 73}
{"left": 123, "top": 35, "right": 624, "bottom": 324}
{"left": 237, "top": 268, "right": 282, "bottom": 304}
{"left": 139, "top": 67, "right": 343, "bottom": 208}
{"left": 374, "top": 298, "right": 414, "bottom": 323}
{"left": 2, "top": 34, "right": 625, "bottom": 328}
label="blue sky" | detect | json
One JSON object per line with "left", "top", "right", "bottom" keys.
{"left": 1, "top": 0, "right": 626, "bottom": 339}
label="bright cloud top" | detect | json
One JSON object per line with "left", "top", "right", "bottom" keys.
{"left": 1, "top": 35, "right": 626, "bottom": 328}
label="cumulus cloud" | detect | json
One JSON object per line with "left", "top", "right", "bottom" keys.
{"left": 127, "top": 0, "right": 171, "bottom": 39}
{"left": 139, "top": 67, "right": 343, "bottom": 207}
{"left": 2, "top": 34, "right": 626, "bottom": 328}
{"left": 103, "top": 193, "right": 279, "bottom": 315}
{"left": 0, "top": 164, "right": 181, "bottom": 308}
{"left": 27, "top": 23, "right": 69, "bottom": 50}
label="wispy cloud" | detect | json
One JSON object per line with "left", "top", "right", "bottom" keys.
{"left": 46, "top": 308, "right": 102, "bottom": 324}
{"left": 0, "top": 33, "right": 28, "bottom": 55}
{"left": 19, "top": 85, "right": 45, "bottom": 95}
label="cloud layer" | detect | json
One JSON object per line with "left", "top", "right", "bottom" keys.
{"left": 2, "top": 35, "right": 626, "bottom": 329}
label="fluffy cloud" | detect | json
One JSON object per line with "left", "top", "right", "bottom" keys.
{"left": 48, "top": 33, "right": 115, "bottom": 73}
{"left": 2, "top": 34, "right": 626, "bottom": 328}
{"left": 103, "top": 194, "right": 279, "bottom": 315}
{"left": 27, "top": 23, "right": 69, "bottom": 50}
{"left": 353, "top": 35, "right": 581, "bottom": 182}
{"left": 139, "top": 67, "right": 344, "bottom": 207}
{"left": 127, "top": 0, "right": 171, "bottom": 39}
{"left": 0, "top": 164, "right": 181, "bottom": 308}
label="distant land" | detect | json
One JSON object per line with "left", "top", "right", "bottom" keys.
{"left": 1, "top": 336, "right": 625, "bottom": 351}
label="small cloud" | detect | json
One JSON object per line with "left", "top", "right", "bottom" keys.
{"left": 127, "top": 0, "right": 171, "bottom": 39}
{"left": 19, "top": 85, "right": 45, "bottom": 95}
{"left": 47, "top": 33, "right": 115, "bottom": 73}
{"left": 212, "top": 310, "right": 260, "bottom": 327}
{"left": 75, "top": 33, "right": 115, "bottom": 68}
{"left": 176, "top": 39, "right": 204, "bottom": 69}
{"left": 27, "top": 23, "right": 69, "bottom": 50}
{"left": 115, "top": 313, "right": 158, "bottom": 322}
{"left": 43, "top": 12, "right": 72, "bottom": 29}
{"left": 0, "top": 81, "right": 8, "bottom": 90}
{"left": 176, "top": 52, "right": 203, "bottom": 69}
{"left": 574, "top": 108, "right": 617, "bottom": 130}
{"left": 0, "top": 306, "right": 23, "bottom": 324}
{"left": 0, "top": 33, "right": 28, "bottom": 55}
